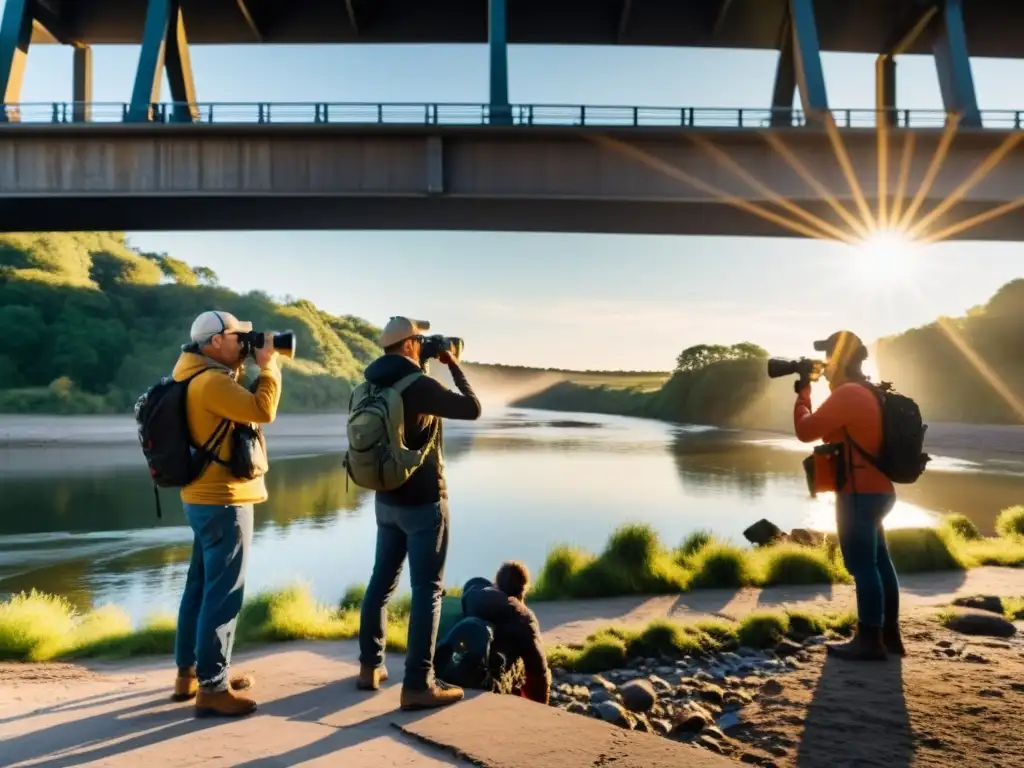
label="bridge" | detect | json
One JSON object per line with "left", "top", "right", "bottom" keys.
{"left": 0, "top": 0, "right": 1009, "bottom": 127}
{"left": 2, "top": 100, "right": 1023, "bottom": 240}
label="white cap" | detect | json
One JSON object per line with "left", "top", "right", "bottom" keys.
{"left": 379, "top": 316, "right": 431, "bottom": 348}
{"left": 190, "top": 310, "right": 253, "bottom": 344}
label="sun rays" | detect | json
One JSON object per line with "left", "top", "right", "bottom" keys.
{"left": 584, "top": 109, "right": 1024, "bottom": 423}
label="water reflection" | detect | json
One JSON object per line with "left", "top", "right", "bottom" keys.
{"left": 0, "top": 410, "right": 1021, "bottom": 622}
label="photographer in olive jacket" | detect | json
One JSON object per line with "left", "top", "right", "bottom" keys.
{"left": 356, "top": 316, "right": 482, "bottom": 711}
{"left": 170, "top": 311, "right": 282, "bottom": 717}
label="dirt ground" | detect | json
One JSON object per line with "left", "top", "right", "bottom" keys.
{"left": 729, "top": 613, "right": 1024, "bottom": 768}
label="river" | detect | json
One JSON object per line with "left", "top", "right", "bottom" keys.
{"left": 1, "top": 409, "right": 1023, "bottom": 623}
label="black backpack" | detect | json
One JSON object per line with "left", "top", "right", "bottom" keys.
{"left": 134, "top": 370, "right": 229, "bottom": 517}
{"left": 434, "top": 617, "right": 500, "bottom": 691}
{"left": 848, "top": 381, "right": 931, "bottom": 484}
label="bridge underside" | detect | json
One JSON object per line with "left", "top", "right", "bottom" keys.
{"left": 0, "top": 0, "right": 997, "bottom": 128}
{"left": 2, "top": 195, "right": 1021, "bottom": 241}
{"left": 1, "top": 125, "right": 1022, "bottom": 241}
{"left": 19, "top": 0, "right": 1024, "bottom": 55}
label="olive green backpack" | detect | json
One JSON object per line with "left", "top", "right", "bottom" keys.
{"left": 342, "top": 371, "right": 440, "bottom": 491}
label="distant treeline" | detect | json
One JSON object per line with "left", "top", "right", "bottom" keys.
{"left": 515, "top": 280, "right": 1024, "bottom": 429}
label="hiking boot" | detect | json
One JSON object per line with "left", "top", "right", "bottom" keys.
{"left": 356, "top": 664, "right": 389, "bottom": 691}
{"left": 171, "top": 666, "right": 254, "bottom": 702}
{"left": 194, "top": 687, "right": 258, "bottom": 718}
{"left": 827, "top": 623, "right": 888, "bottom": 662}
{"left": 400, "top": 680, "right": 465, "bottom": 711}
{"left": 883, "top": 622, "right": 907, "bottom": 657}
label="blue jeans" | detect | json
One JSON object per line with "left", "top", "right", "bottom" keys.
{"left": 836, "top": 493, "right": 899, "bottom": 629}
{"left": 174, "top": 503, "right": 254, "bottom": 691}
{"left": 359, "top": 498, "right": 450, "bottom": 690}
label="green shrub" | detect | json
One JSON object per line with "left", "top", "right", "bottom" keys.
{"left": 996, "top": 506, "right": 1024, "bottom": 539}
{"left": 687, "top": 543, "right": 754, "bottom": 589}
{"left": 942, "top": 513, "right": 982, "bottom": 541}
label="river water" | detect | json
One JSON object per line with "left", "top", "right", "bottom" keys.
{"left": 1, "top": 409, "right": 1023, "bottom": 623}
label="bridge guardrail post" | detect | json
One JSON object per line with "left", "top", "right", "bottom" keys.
{"left": 632, "top": 106, "right": 637, "bottom": 127}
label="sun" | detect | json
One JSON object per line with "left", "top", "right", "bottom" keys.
{"left": 846, "top": 228, "right": 921, "bottom": 283}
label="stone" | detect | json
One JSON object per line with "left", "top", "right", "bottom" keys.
{"left": 743, "top": 518, "right": 785, "bottom": 547}
{"left": 650, "top": 718, "right": 672, "bottom": 736}
{"left": 595, "top": 700, "right": 633, "bottom": 728}
{"left": 717, "top": 711, "right": 744, "bottom": 732}
{"left": 619, "top": 679, "right": 657, "bottom": 713}
{"left": 698, "top": 683, "right": 726, "bottom": 706}
{"left": 758, "top": 679, "right": 784, "bottom": 698}
{"left": 937, "top": 639, "right": 954, "bottom": 648}
{"left": 964, "top": 653, "right": 990, "bottom": 664}
{"left": 774, "top": 639, "right": 804, "bottom": 658}
{"left": 648, "top": 675, "right": 673, "bottom": 694}
{"left": 952, "top": 595, "right": 1006, "bottom": 616}
{"left": 789, "top": 528, "right": 826, "bottom": 547}
{"left": 945, "top": 608, "right": 1017, "bottom": 638}
{"left": 589, "top": 687, "right": 614, "bottom": 704}
{"left": 697, "top": 735, "right": 726, "bottom": 754}
{"left": 566, "top": 701, "right": 589, "bottom": 716}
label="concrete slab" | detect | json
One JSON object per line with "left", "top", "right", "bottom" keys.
{"left": 396, "top": 692, "right": 740, "bottom": 768}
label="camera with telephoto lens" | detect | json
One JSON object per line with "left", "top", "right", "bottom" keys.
{"left": 419, "top": 334, "right": 464, "bottom": 364}
{"left": 238, "top": 330, "right": 297, "bottom": 360}
{"left": 766, "top": 357, "right": 825, "bottom": 381}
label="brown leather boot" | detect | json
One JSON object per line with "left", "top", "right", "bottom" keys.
{"left": 194, "top": 686, "right": 258, "bottom": 718}
{"left": 356, "top": 665, "right": 389, "bottom": 691}
{"left": 171, "top": 666, "right": 255, "bottom": 702}
{"left": 400, "top": 680, "right": 465, "bottom": 711}
{"left": 883, "top": 623, "right": 907, "bottom": 657}
{"left": 827, "top": 623, "right": 888, "bottom": 662}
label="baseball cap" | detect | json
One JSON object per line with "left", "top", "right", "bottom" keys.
{"left": 813, "top": 330, "right": 867, "bottom": 361}
{"left": 379, "top": 316, "right": 431, "bottom": 348}
{"left": 190, "top": 310, "right": 253, "bottom": 344}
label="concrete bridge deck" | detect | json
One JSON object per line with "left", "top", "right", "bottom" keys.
{"left": 1, "top": 116, "right": 1023, "bottom": 239}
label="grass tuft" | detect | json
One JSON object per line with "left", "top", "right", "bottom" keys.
{"left": 996, "top": 506, "right": 1024, "bottom": 540}
{"left": 941, "top": 513, "right": 982, "bottom": 541}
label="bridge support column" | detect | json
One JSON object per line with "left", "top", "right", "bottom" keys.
{"left": 788, "top": 0, "right": 829, "bottom": 125}
{"left": 0, "top": 0, "right": 33, "bottom": 123}
{"left": 488, "top": 0, "right": 511, "bottom": 125}
{"left": 875, "top": 55, "right": 896, "bottom": 127}
{"left": 127, "top": 0, "right": 197, "bottom": 123}
{"left": 770, "top": 18, "right": 796, "bottom": 127}
{"left": 73, "top": 45, "right": 92, "bottom": 123}
{"left": 932, "top": 0, "right": 980, "bottom": 127}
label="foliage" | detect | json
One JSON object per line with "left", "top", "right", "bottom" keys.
{"left": 675, "top": 342, "right": 768, "bottom": 373}
{"left": 0, "top": 232, "right": 382, "bottom": 413}
{"left": 995, "top": 506, "right": 1024, "bottom": 539}
{"left": 875, "top": 278, "right": 1024, "bottom": 424}
{"left": 531, "top": 512, "right": 1024, "bottom": 601}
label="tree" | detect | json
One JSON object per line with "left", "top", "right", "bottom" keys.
{"left": 193, "top": 266, "right": 220, "bottom": 286}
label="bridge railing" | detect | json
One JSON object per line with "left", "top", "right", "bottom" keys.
{"left": 1, "top": 102, "right": 1023, "bottom": 130}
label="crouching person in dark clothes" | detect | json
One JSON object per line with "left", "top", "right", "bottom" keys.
{"left": 460, "top": 561, "right": 551, "bottom": 704}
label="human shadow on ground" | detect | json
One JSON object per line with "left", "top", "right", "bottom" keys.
{"left": 0, "top": 671, "right": 440, "bottom": 768}
{"left": 796, "top": 655, "right": 911, "bottom": 768}
{"left": 0, "top": 686, "right": 165, "bottom": 726}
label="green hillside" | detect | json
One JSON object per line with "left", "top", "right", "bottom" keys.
{"left": 515, "top": 279, "right": 1024, "bottom": 429}
{"left": 0, "top": 232, "right": 381, "bottom": 414}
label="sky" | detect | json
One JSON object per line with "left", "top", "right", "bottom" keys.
{"left": 8, "top": 4, "right": 1024, "bottom": 370}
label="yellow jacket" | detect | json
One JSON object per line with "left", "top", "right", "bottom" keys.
{"left": 172, "top": 351, "right": 282, "bottom": 506}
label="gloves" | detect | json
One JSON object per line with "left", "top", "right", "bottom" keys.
{"left": 794, "top": 377, "right": 811, "bottom": 395}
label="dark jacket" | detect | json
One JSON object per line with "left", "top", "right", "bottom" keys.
{"left": 363, "top": 354, "right": 481, "bottom": 507}
{"left": 461, "top": 577, "right": 550, "bottom": 704}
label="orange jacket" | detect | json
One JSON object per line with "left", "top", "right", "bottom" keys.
{"left": 794, "top": 382, "right": 894, "bottom": 495}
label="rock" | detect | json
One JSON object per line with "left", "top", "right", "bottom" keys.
{"left": 789, "top": 528, "right": 826, "bottom": 547}
{"left": 945, "top": 608, "right": 1017, "bottom": 638}
{"left": 648, "top": 675, "right": 673, "bottom": 694}
{"left": 619, "top": 679, "right": 657, "bottom": 713}
{"left": 725, "top": 689, "right": 754, "bottom": 707}
{"left": 758, "top": 679, "right": 784, "bottom": 698}
{"left": 566, "top": 701, "right": 589, "bottom": 716}
{"left": 964, "top": 653, "right": 990, "bottom": 664}
{"left": 979, "top": 689, "right": 1005, "bottom": 698}
{"left": 698, "top": 735, "right": 726, "bottom": 753}
{"left": 744, "top": 518, "right": 785, "bottom": 547}
{"left": 952, "top": 595, "right": 1006, "bottom": 616}
{"left": 717, "top": 710, "right": 745, "bottom": 732}
{"left": 595, "top": 700, "right": 633, "bottom": 728}
{"left": 774, "top": 639, "right": 804, "bottom": 658}
{"left": 693, "top": 669, "right": 715, "bottom": 683}
{"left": 650, "top": 718, "right": 672, "bottom": 736}
{"left": 589, "top": 687, "right": 613, "bottom": 704}
{"left": 633, "top": 714, "right": 652, "bottom": 733}
{"left": 804, "top": 635, "right": 828, "bottom": 646}
{"left": 589, "top": 674, "right": 617, "bottom": 692}
{"left": 698, "top": 683, "right": 726, "bottom": 706}
{"left": 937, "top": 640, "right": 954, "bottom": 648}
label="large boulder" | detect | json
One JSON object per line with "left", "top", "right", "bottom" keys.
{"left": 743, "top": 518, "right": 785, "bottom": 547}
{"left": 944, "top": 608, "right": 1017, "bottom": 638}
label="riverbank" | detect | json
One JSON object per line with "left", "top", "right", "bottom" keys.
{"left": 2, "top": 573, "right": 1023, "bottom": 768}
